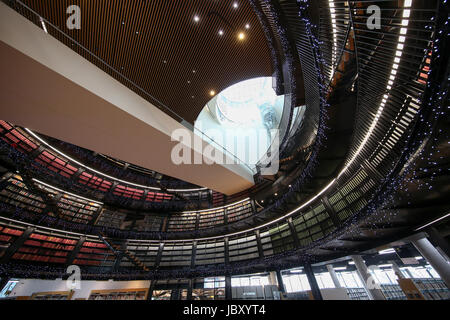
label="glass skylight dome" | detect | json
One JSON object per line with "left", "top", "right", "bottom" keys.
{"left": 194, "top": 77, "right": 285, "bottom": 170}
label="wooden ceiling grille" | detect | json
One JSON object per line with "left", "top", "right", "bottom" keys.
{"left": 21, "top": 0, "right": 273, "bottom": 123}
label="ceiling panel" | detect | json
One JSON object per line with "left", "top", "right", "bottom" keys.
{"left": 20, "top": 0, "right": 273, "bottom": 123}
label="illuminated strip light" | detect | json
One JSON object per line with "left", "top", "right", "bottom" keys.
{"left": 378, "top": 248, "right": 396, "bottom": 255}
{"left": 182, "top": 198, "right": 250, "bottom": 213}
{"left": 32, "top": 178, "right": 103, "bottom": 205}
{"left": 414, "top": 212, "right": 450, "bottom": 231}
{"left": 329, "top": 0, "right": 338, "bottom": 79}
{"left": 337, "top": 0, "right": 412, "bottom": 178}
{"left": 24, "top": 128, "right": 207, "bottom": 192}
{"left": 39, "top": 17, "right": 48, "bottom": 34}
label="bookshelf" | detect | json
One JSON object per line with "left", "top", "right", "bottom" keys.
{"left": 0, "top": 175, "right": 46, "bottom": 214}
{"left": 198, "top": 208, "right": 225, "bottom": 229}
{"left": 380, "top": 284, "right": 407, "bottom": 300}
{"left": 134, "top": 214, "right": 164, "bottom": 232}
{"left": 95, "top": 209, "right": 127, "bottom": 229}
{"left": 122, "top": 242, "right": 160, "bottom": 268}
{"left": 226, "top": 200, "right": 253, "bottom": 223}
{"left": 0, "top": 225, "right": 25, "bottom": 258}
{"left": 12, "top": 232, "right": 77, "bottom": 264}
{"left": 73, "top": 240, "right": 114, "bottom": 266}
{"left": 398, "top": 278, "right": 450, "bottom": 300}
{"left": 346, "top": 288, "right": 370, "bottom": 300}
{"left": 31, "top": 291, "right": 74, "bottom": 300}
{"left": 167, "top": 212, "right": 197, "bottom": 232}
{"left": 88, "top": 288, "right": 148, "bottom": 300}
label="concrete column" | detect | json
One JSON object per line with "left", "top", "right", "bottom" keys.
{"left": 326, "top": 265, "right": 342, "bottom": 288}
{"left": 274, "top": 270, "right": 286, "bottom": 293}
{"left": 0, "top": 277, "right": 10, "bottom": 293}
{"left": 225, "top": 276, "right": 232, "bottom": 300}
{"left": 390, "top": 261, "right": 405, "bottom": 280}
{"left": 146, "top": 280, "right": 156, "bottom": 301}
{"left": 411, "top": 237, "right": 450, "bottom": 288}
{"left": 304, "top": 263, "right": 323, "bottom": 300}
{"left": 268, "top": 271, "right": 278, "bottom": 286}
{"left": 186, "top": 279, "right": 193, "bottom": 300}
{"left": 351, "top": 255, "right": 386, "bottom": 300}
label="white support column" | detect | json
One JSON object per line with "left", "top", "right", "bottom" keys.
{"left": 351, "top": 255, "right": 386, "bottom": 300}
{"left": 326, "top": 265, "right": 342, "bottom": 288}
{"left": 390, "top": 261, "right": 405, "bottom": 280}
{"left": 411, "top": 237, "right": 450, "bottom": 288}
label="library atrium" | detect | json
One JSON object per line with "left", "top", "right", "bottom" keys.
{"left": 0, "top": 0, "right": 449, "bottom": 302}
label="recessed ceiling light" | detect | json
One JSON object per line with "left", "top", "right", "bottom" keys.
{"left": 218, "top": 29, "right": 224, "bottom": 36}
{"left": 245, "top": 23, "right": 250, "bottom": 29}
{"left": 209, "top": 90, "right": 216, "bottom": 96}
{"left": 187, "top": 80, "right": 191, "bottom": 84}
{"left": 163, "top": 60, "right": 167, "bottom": 64}
{"left": 233, "top": 2, "right": 238, "bottom": 9}
{"left": 192, "top": 70, "right": 196, "bottom": 73}
{"left": 274, "top": 193, "right": 278, "bottom": 196}
{"left": 193, "top": 15, "right": 200, "bottom": 22}
{"left": 238, "top": 32, "right": 245, "bottom": 40}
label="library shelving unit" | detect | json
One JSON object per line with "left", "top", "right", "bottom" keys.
{"left": 36, "top": 182, "right": 102, "bottom": 225}
{"left": 95, "top": 209, "right": 127, "bottom": 229}
{"left": 73, "top": 240, "right": 114, "bottom": 267}
{"left": 380, "top": 284, "right": 407, "bottom": 300}
{"left": 12, "top": 232, "right": 78, "bottom": 264}
{"left": 346, "top": 288, "right": 370, "bottom": 300}
{"left": 226, "top": 200, "right": 253, "bottom": 223}
{"left": 151, "top": 290, "right": 172, "bottom": 300}
{"left": 398, "top": 278, "right": 450, "bottom": 300}
{"left": 31, "top": 291, "right": 74, "bottom": 300}
{"left": 88, "top": 288, "right": 148, "bottom": 300}
{"left": 198, "top": 208, "right": 225, "bottom": 229}
{"left": 167, "top": 212, "right": 197, "bottom": 232}
{"left": 134, "top": 214, "right": 165, "bottom": 232}
{"left": 122, "top": 241, "right": 160, "bottom": 268}
{"left": 0, "top": 225, "right": 25, "bottom": 259}
{"left": 0, "top": 175, "right": 46, "bottom": 215}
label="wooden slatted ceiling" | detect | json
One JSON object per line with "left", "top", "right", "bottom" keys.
{"left": 21, "top": 0, "right": 273, "bottom": 123}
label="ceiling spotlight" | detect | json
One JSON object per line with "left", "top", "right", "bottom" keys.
{"left": 238, "top": 32, "right": 245, "bottom": 40}
{"left": 192, "top": 70, "right": 196, "bottom": 73}
{"left": 218, "top": 29, "right": 224, "bottom": 36}
{"left": 193, "top": 15, "right": 200, "bottom": 23}
{"left": 274, "top": 193, "right": 278, "bottom": 196}
{"left": 245, "top": 23, "right": 250, "bottom": 29}
{"left": 209, "top": 90, "right": 216, "bottom": 96}
{"left": 187, "top": 80, "right": 191, "bottom": 84}
{"left": 233, "top": 2, "right": 239, "bottom": 9}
